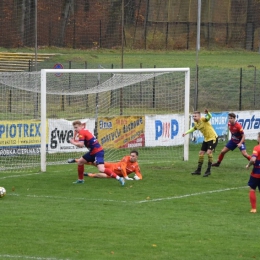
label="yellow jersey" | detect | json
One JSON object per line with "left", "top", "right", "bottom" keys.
{"left": 194, "top": 117, "right": 218, "bottom": 142}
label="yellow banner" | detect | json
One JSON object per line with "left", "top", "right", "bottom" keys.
{"left": 0, "top": 120, "right": 42, "bottom": 147}
{"left": 98, "top": 116, "right": 145, "bottom": 149}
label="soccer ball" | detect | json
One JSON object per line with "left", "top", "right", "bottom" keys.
{"left": 0, "top": 187, "right": 6, "bottom": 198}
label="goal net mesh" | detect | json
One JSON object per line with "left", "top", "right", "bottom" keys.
{"left": 0, "top": 69, "right": 187, "bottom": 173}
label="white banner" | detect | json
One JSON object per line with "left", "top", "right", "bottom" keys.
{"left": 48, "top": 118, "right": 95, "bottom": 153}
{"left": 233, "top": 110, "right": 260, "bottom": 140}
{"left": 145, "top": 114, "right": 185, "bottom": 147}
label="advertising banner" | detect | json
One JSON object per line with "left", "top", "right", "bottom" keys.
{"left": 48, "top": 118, "right": 95, "bottom": 153}
{"left": 0, "top": 120, "right": 42, "bottom": 156}
{"left": 145, "top": 114, "right": 185, "bottom": 147}
{"left": 233, "top": 110, "right": 260, "bottom": 140}
{"left": 97, "top": 116, "right": 145, "bottom": 149}
{"left": 190, "top": 112, "right": 228, "bottom": 143}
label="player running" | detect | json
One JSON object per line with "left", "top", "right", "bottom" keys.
{"left": 182, "top": 109, "right": 218, "bottom": 177}
{"left": 212, "top": 112, "right": 251, "bottom": 167}
{"left": 69, "top": 120, "right": 125, "bottom": 186}
{"left": 246, "top": 132, "right": 260, "bottom": 213}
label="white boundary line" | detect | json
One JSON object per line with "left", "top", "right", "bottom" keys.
{"left": 0, "top": 254, "right": 70, "bottom": 260}
{"left": 137, "top": 186, "right": 248, "bottom": 203}
{"left": 0, "top": 172, "right": 41, "bottom": 180}
{"left": 7, "top": 186, "right": 247, "bottom": 204}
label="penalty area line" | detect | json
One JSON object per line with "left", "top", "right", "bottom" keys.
{"left": 137, "top": 186, "right": 248, "bottom": 203}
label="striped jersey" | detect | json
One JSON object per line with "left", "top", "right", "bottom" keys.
{"left": 251, "top": 145, "right": 260, "bottom": 178}
{"left": 78, "top": 129, "right": 103, "bottom": 155}
{"left": 228, "top": 121, "right": 244, "bottom": 144}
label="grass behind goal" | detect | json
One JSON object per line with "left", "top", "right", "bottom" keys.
{"left": 0, "top": 140, "right": 259, "bottom": 260}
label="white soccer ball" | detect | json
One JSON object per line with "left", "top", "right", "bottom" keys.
{"left": 0, "top": 187, "right": 6, "bottom": 198}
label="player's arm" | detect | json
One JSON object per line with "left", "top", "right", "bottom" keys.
{"left": 204, "top": 109, "right": 212, "bottom": 122}
{"left": 120, "top": 161, "right": 133, "bottom": 180}
{"left": 69, "top": 138, "right": 84, "bottom": 148}
{"left": 237, "top": 133, "right": 246, "bottom": 147}
{"left": 246, "top": 155, "right": 256, "bottom": 169}
{"left": 134, "top": 166, "right": 142, "bottom": 180}
{"left": 182, "top": 127, "right": 195, "bottom": 137}
{"left": 69, "top": 129, "right": 85, "bottom": 147}
{"left": 237, "top": 124, "right": 246, "bottom": 147}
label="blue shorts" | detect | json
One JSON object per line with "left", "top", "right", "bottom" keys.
{"left": 82, "top": 150, "right": 105, "bottom": 165}
{"left": 226, "top": 140, "right": 246, "bottom": 151}
{"left": 248, "top": 176, "right": 260, "bottom": 191}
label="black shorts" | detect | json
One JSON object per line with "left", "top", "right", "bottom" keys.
{"left": 200, "top": 137, "right": 218, "bottom": 152}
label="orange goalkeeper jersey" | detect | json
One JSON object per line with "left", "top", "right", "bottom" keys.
{"left": 105, "top": 156, "right": 142, "bottom": 179}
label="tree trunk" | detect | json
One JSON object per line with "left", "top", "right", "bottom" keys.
{"left": 59, "top": 0, "right": 74, "bottom": 47}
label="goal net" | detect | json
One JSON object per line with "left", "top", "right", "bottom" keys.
{"left": 0, "top": 68, "right": 190, "bottom": 173}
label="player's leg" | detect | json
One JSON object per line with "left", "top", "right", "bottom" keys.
{"left": 72, "top": 156, "right": 89, "bottom": 184}
{"left": 85, "top": 173, "right": 109, "bottom": 178}
{"left": 191, "top": 144, "right": 206, "bottom": 175}
{"left": 239, "top": 143, "right": 251, "bottom": 161}
{"left": 95, "top": 151, "right": 125, "bottom": 186}
{"left": 212, "top": 141, "right": 233, "bottom": 167}
{"left": 248, "top": 176, "right": 257, "bottom": 213}
{"left": 203, "top": 138, "right": 218, "bottom": 177}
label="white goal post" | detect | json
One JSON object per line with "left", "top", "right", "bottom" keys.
{"left": 40, "top": 68, "right": 190, "bottom": 172}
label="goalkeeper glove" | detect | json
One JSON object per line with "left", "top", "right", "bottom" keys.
{"left": 133, "top": 174, "right": 140, "bottom": 180}
{"left": 124, "top": 176, "right": 134, "bottom": 180}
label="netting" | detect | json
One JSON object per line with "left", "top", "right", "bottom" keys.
{"left": 0, "top": 68, "right": 189, "bottom": 172}
{"left": 0, "top": 0, "right": 259, "bottom": 50}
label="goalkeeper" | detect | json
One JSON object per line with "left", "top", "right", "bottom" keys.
{"left": 69, "top": 150, "right": 142, "bottom": 180}
{"left": 182, "top": 109, "right": 218, "bottom": 177}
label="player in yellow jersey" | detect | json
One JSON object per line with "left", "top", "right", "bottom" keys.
{"left": 182, "top": 109, "right": 218, "bottom": 177}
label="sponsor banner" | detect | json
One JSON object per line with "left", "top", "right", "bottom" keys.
{"left": 48, "top": 119, "right": 95, "bottom": 153}
{"left": 98, "top": 116, "right": 145, "bottom": 149}
{"left": 190, "top": 112, "right": 228, "bottom": 144}
{"left": 0, "top": 145, "right": 41, "bottom": 156}
{"left": 0, "top": 120, "right": 41, "bottom": 147}
{"left": 233, "top": 110, "right": 260, "bottom": 140}
{"left": 145, "top": 114, "right": 184, "bottom": 147}
{"left": 0, "top": 120, "right": 42, "bottom": 156}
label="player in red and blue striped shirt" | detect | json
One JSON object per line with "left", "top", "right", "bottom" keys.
{"left": 69, "top": 120, "right": 125, "bottom": 186}
{"left": 246, "top": 132, "right": 260, "bottom": 213}
{"left": 212, "top": 112, "right": 251, "bottom": 167}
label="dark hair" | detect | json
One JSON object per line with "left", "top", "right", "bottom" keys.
{"left": 130, "top": 150, "right": 138, "bottom": 156}
{"left": 228, "top": 113, "right": 236, "bottom": 118}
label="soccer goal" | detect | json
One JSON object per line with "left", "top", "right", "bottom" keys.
{"left": 0, "top": 68, "right": 190, "bottom": 173}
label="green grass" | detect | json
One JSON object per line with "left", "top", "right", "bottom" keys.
{"left": 0, "top": 140, "right": 259, "bottom": 260}
{"left": 1, "top": 48, "right": 260, "bottom": 111}
{"left": 1, "top": 47, "right": 260, "bottom": 69}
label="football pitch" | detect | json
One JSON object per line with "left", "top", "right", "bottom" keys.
{"left": 0, "top": 141, "right": 259, "bottom": 260}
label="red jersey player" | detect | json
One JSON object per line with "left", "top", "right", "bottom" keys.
{"left": 212, "top": 112, "right": 251, "bottom": 167}
{"left": 84, "top": 150, "right": 142, "bottom": 180}
{"left": 68, "top": 120, "right": 125, "bottom": 186}
{"left": 246, "top": 132, "right": 260, "bottom": 213}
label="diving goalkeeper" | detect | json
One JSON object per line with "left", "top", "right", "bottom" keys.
{"left": 68, "top": 150, "right": 142, "bottom": 180}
